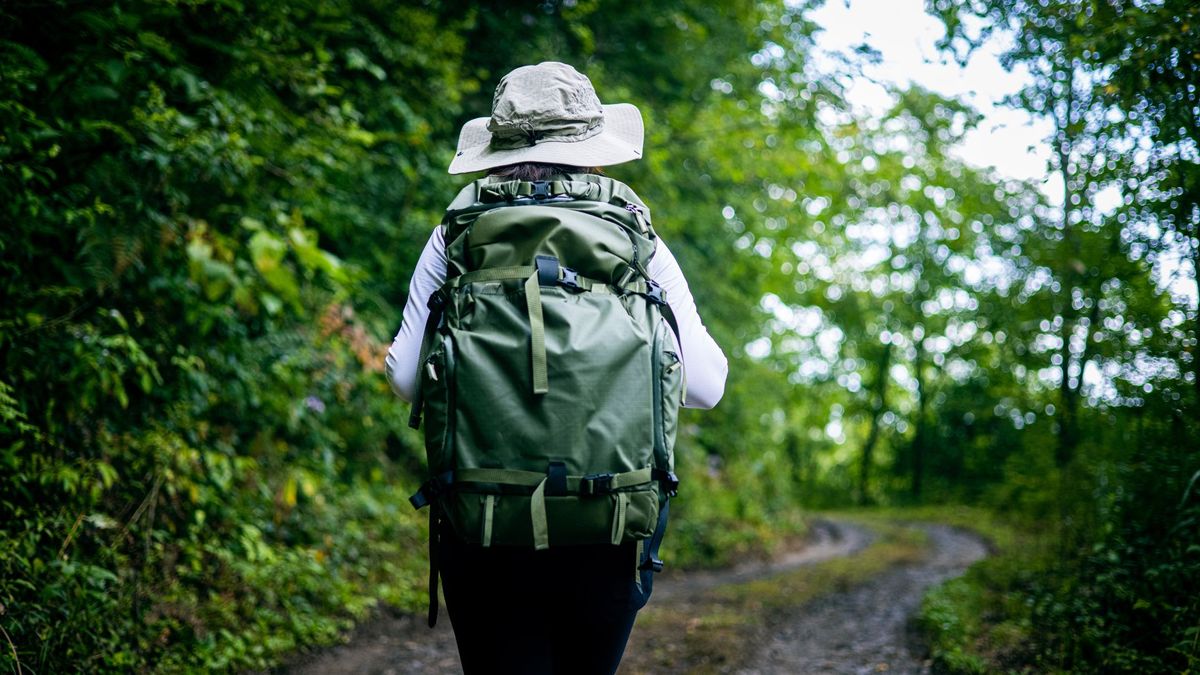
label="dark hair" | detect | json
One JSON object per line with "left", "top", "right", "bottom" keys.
{"left": 489, "top": 162, "right": 603, "bottom": 182}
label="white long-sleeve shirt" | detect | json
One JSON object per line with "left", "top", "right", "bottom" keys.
{"left": 385, "top": 225, "right": 728, "bottom": 409}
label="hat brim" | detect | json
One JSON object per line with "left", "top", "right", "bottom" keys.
{"left": 448, "top": 103, "right": 644, "bottom": 175}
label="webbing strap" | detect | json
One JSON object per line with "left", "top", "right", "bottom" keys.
{"left": 427, "top": 507, "right": 440, "bottom": 627}
{"left": 659, "top": 302, "right": 686, "bottom": 404}
{"left": 640, "top": 499, "right": 670, "bottom": 574}
{"left": 481, "top": 494, "right": 495, "bottom": 548}
{"left": 446, "top": 265, "right": 536, "bottom": 288}
{"left": 478, "top": 179, "right": 572, "bottom": 203}
{"left": 602, "top": 467, "right": 655, "bottom": 490}
{"left": 456, "top": 466, "right": 653, "bottom": 492}
{"left": 435, "top": 263, "right": 645, "bottom": 401}
{"left": 531, "top": 477, "right": 549, "bottom": 550}
{"left": 635, "top": 540, "right": 644, "bottom": 583}
{"left": 444, "top": 266, "right": 634, "bottom": 295}
{"left": 660, "top": 301, "right": 682, "bottom": 347}
{"left": 525, "top": 272, "right": 549, "bottom": 395}
{"left": 457, "top": 467, "right": 545, "bottom": 486}
{"left": 611, "top": 492, "right": 629, "bottom": 545}
{"left": 407, "top": 293, "right": 446, "bottom": 430}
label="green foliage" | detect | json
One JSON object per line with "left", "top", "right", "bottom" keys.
{"left": 919, "top": 443, "right": 1200, "bottom": 673}
{"left": 1, "top": 0, "right": 458, "bottom": 670}
{"left": 918, "top": 2, "right": 1200, "bottom": 671}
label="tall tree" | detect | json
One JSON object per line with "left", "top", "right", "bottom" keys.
{"left": 928, "top": 0, "right": 1200, "bottom": 464}
{"left": 1089, "top": 0, "right": 1200, "bottom": 403}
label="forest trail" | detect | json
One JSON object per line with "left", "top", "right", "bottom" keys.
{"left": 730, "top": 523, "right": 989, "bottom": 674}
{"left": 281, "top": 520, "right": 986, "bottom": 674}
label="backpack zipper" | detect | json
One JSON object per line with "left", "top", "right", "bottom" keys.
{"left": 624, "top": 202, "right": 650, "bottom": 235}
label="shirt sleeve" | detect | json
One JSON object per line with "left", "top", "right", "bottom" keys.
{"left": 385, "top": 226, "right": 448, "bottom": 402}
{"left": 648, "top": 238, "right": 729, "bottom": 409}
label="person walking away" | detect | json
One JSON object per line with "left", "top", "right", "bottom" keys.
{"left": 385, "top": 61, "right": 728, "bottom": 675}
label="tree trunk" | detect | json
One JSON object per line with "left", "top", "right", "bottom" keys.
{"left": 783, "top": 430, "right": 806, "bottom": 501}
{"left": 1055, "top": 73, "right": 1080, "bottom": 468}
{"left": 1193, "top": 235, "right": 1200, "bottom": 405}
{"left": 858, "top": 341, "right": 893, "bottom": 505}
{"left": 912, "top": 336, "right": 927, "bottom": 498}
{"left": 1184, "top": 111, "right": 1200, "bottom": 408}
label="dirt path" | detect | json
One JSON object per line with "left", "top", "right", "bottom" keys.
{"left": 282, "top": 602, "right": 461, "bottom": 674}
{"left": 281, "top": 520, "right": 985, "bottom": 675}
{"left": 650, "top": 519, "right": 873, "bottom": 602}
{"left": 737, "top": 523, "right": 989, "bottom": 674}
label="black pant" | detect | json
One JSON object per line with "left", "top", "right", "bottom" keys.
{"left": 439, "top": 537, "right": 644, "bottom": 675}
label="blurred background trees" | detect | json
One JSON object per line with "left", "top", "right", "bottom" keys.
{"left": 1, "top": 0, "right": 1196, "bottom": 671}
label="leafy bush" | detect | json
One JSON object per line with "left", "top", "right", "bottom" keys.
{"left": 0, "top": 1, "right": 461, "bottom": 669}
{"left": 917, "top": 407, "right": 1200, "bottom": 674}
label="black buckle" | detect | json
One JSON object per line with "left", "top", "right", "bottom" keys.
{"left": 506, "top": 181, "right": 569, "bottom": 205}
{"left": 638, "top": 557, "right": 664, "bottom": 573}
{"left": 653, "top": 469, "right": 680, "bottom": 497}
{"left": 580, "top": 473, "right": 614, "bottom": 496}
{"left": 426, "top": 290, "right": 446, "bottom": 311}
{"left": 535, "top": 255, "right": 560, "bottom": 286}
{"left": 559, "top": 267, "right": 582, "bottom": 292}
{"left": 408, "top": 490, "right": 429, "bottom": 510}
{"left": 408, "top": 471, "right": 454, "bottom": 510}
{"left": 663, "top": 471, "right": 679, "bottom": 497}
{"left": 644, "top": 279, "right": 666, "bottom": 305}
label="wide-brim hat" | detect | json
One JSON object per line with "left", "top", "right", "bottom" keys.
{"left": 448, "top": 61, "right": 644, "bottom": 175}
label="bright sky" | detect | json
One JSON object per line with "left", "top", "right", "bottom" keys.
{"left": 806, "top": 0, "right": 1197, "bottom": 306}
{"left": 807, "top": 0, "right": 1056, "bottom": 189}
{"left": 765, "top": 0, "right": 1193, "bottom": 401}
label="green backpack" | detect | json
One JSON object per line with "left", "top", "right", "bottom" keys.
{"left": 407, "top": 173, "right": 684, "bottom": 626}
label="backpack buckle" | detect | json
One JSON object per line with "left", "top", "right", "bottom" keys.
{"left": 662, "top": 471, "right": 679, "bottom": 498}
{"left": 530, "top": 181, "right": 553, "bottom": 200}
{"left": 579, "top": 473, "right": 614, "bottom": 496}
{"left": 644, "top": 279, "right": 666, "bottom": 305}
{"left": 560, "top": 267, "right": 583, "bottom": 292}
{"left": 409, "top": 470, "right": 455, "bottom": 510}
{"left": 653, "top": 468, "right": 680, "bottom": 497}
{"left": 638, "top": 557, "right": 665, "bottom": 573}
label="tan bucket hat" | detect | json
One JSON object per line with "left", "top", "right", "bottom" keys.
{"left": 448, "top": 61, "right": 644, "bottom": 175}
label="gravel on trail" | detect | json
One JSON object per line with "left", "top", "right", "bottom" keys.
{"left": 279, "top": 520, "right": 986, "bottom": 675}
{"left": 650, "top": 518, "right": 873, "bottom": 602}
{"left": 738, "top": 524, "right": 989, "bottom": 675}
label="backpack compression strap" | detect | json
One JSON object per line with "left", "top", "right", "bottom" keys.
{"left": 409, "top": 465, "right": 676, "bottom": 626}
{"left": 408, "top": 258, "right": 675, "bottom": 411}
{"left": 407, "top": 289, "right": 447, "bottom": 430}
{"left": 409, "top": 466, "right": 660, "bottom": 549}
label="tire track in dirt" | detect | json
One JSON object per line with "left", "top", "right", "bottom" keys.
{"left": 736, "top": 524, "right": 988, "bottom": 674}
{"left": 650, "top": 519, "right": 873, "bottom": 602}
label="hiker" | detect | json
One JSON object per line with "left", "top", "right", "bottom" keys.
{"left": 385, "top": 62, "right": 727, "bottom": 675}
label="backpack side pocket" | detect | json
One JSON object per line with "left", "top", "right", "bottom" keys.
{"left": 653, "top": 325, "right": 684, "bottom": 475}
{"left": 421, "top": 335, "right": 455, "bottom": 475}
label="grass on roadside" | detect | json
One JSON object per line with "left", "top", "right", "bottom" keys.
{"left": 872, "top": 505, "right": 1049, "bottom": 675}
